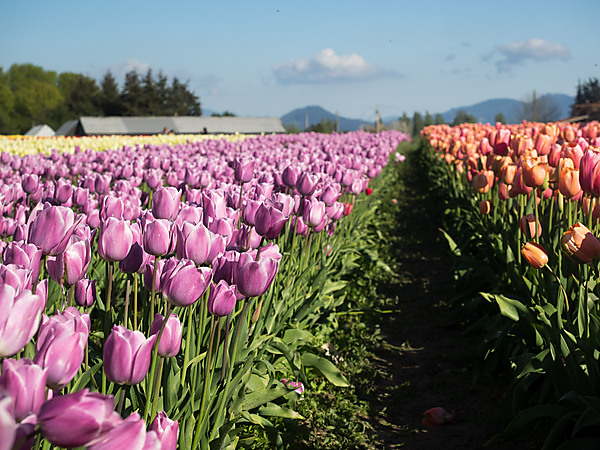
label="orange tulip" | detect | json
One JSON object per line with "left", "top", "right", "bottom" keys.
{"left": 558, "top": 166, "right": 581, "bottom": 199}
{"left": 520, "top": 214, "right": 542, "bottom": 238}
{"left": 521, "top": 158, "right": 548, "bottom": 188}
{"left": 521, "top": 242, "right": 548, "bottom": 269}
{"left": 561, "top": 223, "right": 600, "bottom": 264}
{"left": 500, "top": 163, "right": 517, "bottom": 185}
{"left": 478, "top": 199, "right": 492, "bottom": 215}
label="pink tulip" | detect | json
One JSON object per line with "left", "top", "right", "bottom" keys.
{"left": 0, "top": 393, "right": 16, "bottom": 450}
{"left": 143, "top": 218, "right": 174, "bottom": 257}
{"left": 87, "top": 412, "right": 160, "bottom": 450}
{"left": 27, "top": 204, "right": 83, "bottom": 256}
{"left": 74, "top": 278, "right": 97, "bottom": 307}
{"left": 149, "top": 313, "right": 182, "bottom": 358}
{"left": 152, "top": 186, "right": 181, "bottom": 220}
{"left": 2, "top": 242, "right": 42, "bottom": 282}
{"left": 98, "top": 217, "right": 135, "bottom": 262}
{"left": 34, "top": 309, "right": 89, "bottom": 390}
{"left": 233, "top": 157, "right": 255, "bottom": 183}
{"left": 160, "top": 258, "right": 212, "bottom": 307}
{"left": 46, "top": 234, "right": 91, "bottom": 287}
{"left": 176, "top": 221, "right": 212, "bottom": 265}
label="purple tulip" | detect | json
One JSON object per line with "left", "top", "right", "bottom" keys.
{"left": 34, "top": 310, "right": 89, "bottom": 390}
{"left": 254, "top": 203, "right": 288, "bottom": 239}
{"left": 212, "top": 251, "right": 240, "bottom": 287}
{"left": 13, "top": 414, "right": 36, "bottom": 450}
{"left": 149, "top": 313, "right": 182, "bottom": 358}
{"left": 100, "top": 195, "right": 125, "bottom": 221}
{"left": 0, "top": 393, "right": 16, "bottom": 450}
{"left": 176, "top": 221, "right": 212, "bottom": 265}
{"left": 152, "top": 186, "right": 181, "bottom": 220}
{"left": 207, "top": 280, "right": 238, "bottom": 316}
{"left": 296, "top": 172, "right": 318, "bottom": 197}
{"left": 144, "top": 169, "right": 163, "bottom": 191}
{"left": 21, "top": 174, "right": 39, "bottom": 195}
{"left": 233, "top": 157, "right": 255, "bottom": 183}
{"left": 160, "top": 258, "right": 212, "bottom": 307}
{"left": 0, "top": 263, "right": 33, "bottom": 294}
{"left": 143, "top": 218, "right": 174, "bottom": 257}
{"left": 150, "top": 411, "right": 179, "bottom": 450}
{"left": 74, "top": 278, "right": 97, "bottom": 307}
{"left": 0, "top": 359, "right": 48, "bottom": 421}
{"left": 235, "top": 252, "right": 279, "bottom": 298}
{"left": 38, "top": 389, "right": 122, "bottom": 448}
{"left": 54, "top": 178, "right": 73, "bottom": 204}
{"left": 281, "top": 165, "right": 299, "bottom": 188}
{"left": 98, "top": 217, "right": 135, "bottom": 262}
{"left": 0, "top": 285, "right": 46, "bottom": 357}
{"left": 241, "top": 199, "right": 261, "bottom": 226}
{"left": 302, "top": 197, "right": 326, "bottom": 228}
{"left": 46, "top": 234, "right": 91, "bottom": 287}
{"left": 27, "top": 204, "right": 83, "bottom": 256}
{"left": 103, "top": 325, "right": 157, "bottom": 385}
{"left": 87, "top": 412, "right": 160, "bottom": 450}
{"left": 319, "top": 184, "right": 341, "bottom": 206}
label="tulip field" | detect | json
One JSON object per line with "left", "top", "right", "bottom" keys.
{"left": 0, "top": 130, "right": 410, "bottom": 449}
{"left": 421, "top": 120, "right": 600, "bottom": 448}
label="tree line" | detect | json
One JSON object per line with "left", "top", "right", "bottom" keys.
{"left": 0, "top": 64, "right": 202, "bottom": 134}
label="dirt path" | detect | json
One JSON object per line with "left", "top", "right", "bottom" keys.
{"left": 364, "top": 144, "right": 539, "bottom": 449}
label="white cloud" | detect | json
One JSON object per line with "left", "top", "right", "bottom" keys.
{"left": 273, "top": 48, "right": 400, "bottom": 84}
{"left": 491, "top": 38, "right": 571, "bottom": 72}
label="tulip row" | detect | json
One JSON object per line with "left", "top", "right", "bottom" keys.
{"left": 421, "top": 120, "right": 600, "bottom": 446}
{"left": 0, "top": 130, "right": 409, "bottom": 449}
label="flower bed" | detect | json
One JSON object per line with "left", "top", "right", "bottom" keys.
{"left": 0, "top": 130, "right": 409, "bottom": 449}
{"left": 421, "top": 120, "right": 600, "bottom": 447}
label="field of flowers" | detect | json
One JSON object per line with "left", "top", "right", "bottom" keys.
{"left": 421, "top": 120, "right": 600, "bottom": 448}
{"left": 0, "top": 130, "right": 410, "bottom": 449}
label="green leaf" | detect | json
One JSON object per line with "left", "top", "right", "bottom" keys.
{"left": 480, "top": 292, "right": 528, "bottom": 322}
{"left": 259, "top": 403, "right": 305, "bottom": 420}
{"left": 238, "top": 384, "right": 290, "bottom": 413}
{"left": 69, "top": 362, "right": 102, "bottom": 393}
{"left": 504, "top": 404, "right": 570, "bottom": 437}
{"left": 301, "top": 352, "right": 349, "bottom": 387}
{"left": 439, "top": 228, "right": 461, "bottom": 256}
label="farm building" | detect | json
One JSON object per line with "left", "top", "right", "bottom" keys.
{"left": 55, "top": 116, "right": 286, "bottom": 136}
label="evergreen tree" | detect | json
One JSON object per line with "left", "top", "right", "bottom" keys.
{"left": 412, "top": 111, "right": 424, "bottom": 136}
{"left": 424, "top": 111, "right": 433, "bottom": 127}
{"left": 120, "top": 70, "right": 143, "bottom": 116}
{"left": 141, "top": 69, "right": 159, "bottom": 115}
{"left": 494, "top": 112, "right": 506, "bottom": 124}
{"left": 434, "top": 113, "right": 445, "bottom": 125}
{"left": 99, "top": 71, "right": 123, "bottom": 116}
{"left": 451, "top": 110, "right": 477, "bottom": 126}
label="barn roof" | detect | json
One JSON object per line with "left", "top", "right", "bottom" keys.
{"left": 56, "top": 116, "right": 286, "bottom": 136}
{"left": 25, "top": 124, "right": 55, "bottom": 137}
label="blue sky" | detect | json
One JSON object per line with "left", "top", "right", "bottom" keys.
{"left": 1, "top": 0, "right": 599, "bottom": 121}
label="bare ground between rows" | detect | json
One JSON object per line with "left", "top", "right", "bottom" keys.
{"left": 362, "top": 146, "right": 539, "bottom": 449}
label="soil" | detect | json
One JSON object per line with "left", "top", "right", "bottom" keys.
{"left": 364, "top": 145, "right": 540, "bottom": 449}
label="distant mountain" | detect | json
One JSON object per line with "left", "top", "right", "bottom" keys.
{"left": 439, "top": 94, "right": 574, "bottom": 124}
{"left": 280, "top": 105, "right": 371, "bottom": 132}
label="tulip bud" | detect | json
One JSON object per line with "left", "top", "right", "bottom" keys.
{"left": 150, "top": 411, "right": 179, "bottom": 450}
{"left": 98, "top": 217, "right": 135, "bottom": 262}
{"left": 74, "top": 278, "right": 97, "bottom": 307}
{"left": 561, "top": 223, "right": 600, "bottom": 264}
{"left": 521, "top": 158, "right": 548, "bottom": 188}
{"left": 149, "top": 313, "right": 182, "bottom": 358}
{"left": 207, "top": 280, "right": 238, "bottom": 316}
{"left": 521, "top": 242, "right": 548, "bottom": 269}
{"left": 103, "top": 325, "right": 157, "bottom": 385}
{"left": 143, "top": 218, "right": 174, "bottom": 257}
{"left": 233, "top": 157, "right": 255, "bottom": 183}
{"left": 152, "top": 187, "right": 181, "bottom": 221}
